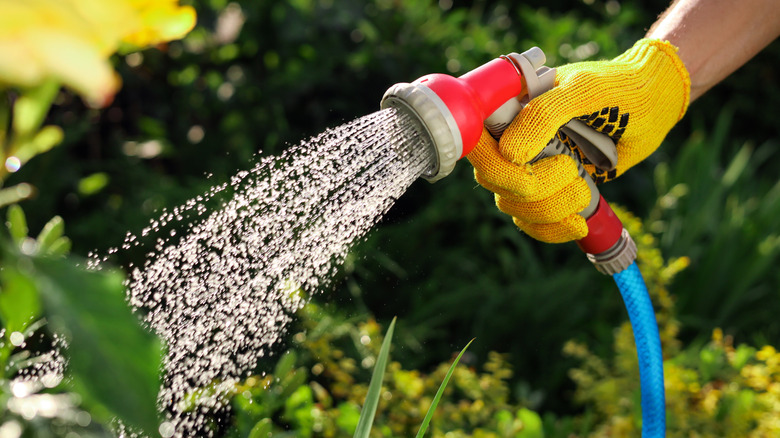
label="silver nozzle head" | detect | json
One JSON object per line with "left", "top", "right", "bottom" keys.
{"left": 381, "top": 82, "right": 462, "bottom": 182}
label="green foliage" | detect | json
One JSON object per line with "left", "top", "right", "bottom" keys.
{"left": 570, "top": 325, "right": 780, "bottom": 437}
{"left": 228, "top": 306, "right": 544, "bottom": 437}
{"left": 0, "top": 82, "right": 64, "bottom": 205}
{"left": 648, "top": 107, "right": 780, "bottom": 341}
{"left": 28, "top": 256, "right": 162, "bottom": 434}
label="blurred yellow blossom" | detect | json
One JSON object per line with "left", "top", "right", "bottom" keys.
{"left": 0, "top": 0, "right": 195, "bottom": 107}
{"left": 123, "top": 0, "right": 198, "bottom": 48}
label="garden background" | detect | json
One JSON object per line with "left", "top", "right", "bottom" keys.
{"left": 2, "top": 0, "right": 780, "bottom": 436}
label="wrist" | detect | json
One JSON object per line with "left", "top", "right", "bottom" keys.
{"left": 646, "top": 0, "right": 780, "bottom": 102}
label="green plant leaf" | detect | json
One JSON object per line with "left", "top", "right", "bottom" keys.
{"left": 0, "top": 264, "right": 41, "bottom": 335}
{"left": 277, "top": 366, "right": 307, "bottom": 402}
{"left": 732, "top": 345, "right": 755, "bottom": 370}
{"left": 248, "top": 418, "right": 273, "bottom": 438}
{"left": 283, "top": 385, "right": 314, "bottom": 435}
{"left": 77, "top": 172, "right": 110, "bottom": 197}
{"left": 14, "top": 126, "right": 65, "bottom": 164}
{"left": 6, "top": 204, "right": 28, "bottom": 243}
{"left": 26, "top": 253, "right": 162, "bottom": 435}
{"left": 0, "top": 184, "right": 35, "bottom": 209}
{"left": 36, "top": 215, "right": 64, "bottom": 249}
{"left": 43, "top": 236, "right": 72, "bottom": 256}
{"left": 415, "top": 338, "right": 474, "bottom": 438}
{"left": 516, "top": 408, "right": 545, "bottom": 438}
{"left": 31, "top": 125, "right": 64, "bottom": 154}
{"left": 353, "top": 317, "right": 395, "bottom": 438}
{"left": 274, "top": 350, "right": 297, "bottom": 378}
{"left": 19, "top": 125, "right": 64, "bottom": 161}
{"left": 12, "top": 80, "right": 60, "bottom": 138}
{"left": 336, "top": 402, "right": 361, "bottom": 434}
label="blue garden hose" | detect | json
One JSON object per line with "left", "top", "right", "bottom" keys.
{"left": 613, "top": 261, "right": 665, "bottom": 437}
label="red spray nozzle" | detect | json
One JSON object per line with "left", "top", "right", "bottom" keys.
{"left": 380, "top": 48, "right": 552, "bottom": 182}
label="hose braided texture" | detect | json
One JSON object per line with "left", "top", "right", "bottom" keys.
{"left": 613, "top": 261, "right": 666, "bottom": 437}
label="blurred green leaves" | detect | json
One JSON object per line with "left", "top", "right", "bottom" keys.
{"left": 649, "top": 107, "right": 780, "bottom": 340}
{"left": 0, "top": 264, "right": 40, "bottom": 336}
{"left": 6, "top": 204, "right": 28, "bottom": 244}
{"left": 12, "top": 80, "right": 61, "bottom": 140}
{"left": 1, "top": 207, "right": 161, "bottom": 436}
{"left": 78, "top": 173, "right": 110, "bottom": 197}
{"left": 1, "top": 80, "right": 64, "bottom": 193}
{"left": 29, "top": 255, "right": 162, "bottom": 435}
{"left": 5, "top": 204, "right": 71, "bottom": 257}
{"left": 229, "top": 306, "right": 543, "bottom": 437}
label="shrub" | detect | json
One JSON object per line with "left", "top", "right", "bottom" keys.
{"left": 228, "top": 303, "right": 545, "bottom": 437}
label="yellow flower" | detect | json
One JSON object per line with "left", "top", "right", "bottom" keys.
{"left": 122, "top": 1, "right": 197, "bottom": 48}
{"left": 0, "top": 0, "right": 195, "bottom": 107}
{"left": 66, "top": 0, "right": 141, "bottom": 54}
{"left": 0, "top": 0, "right": 118, "bottom": 106}
{"left": 756, "top": 346, "right": 777, "bottom": 362}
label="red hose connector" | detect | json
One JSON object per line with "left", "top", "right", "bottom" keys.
{"left": 576, "top": 196, "right": 623, "bottom": 255}
{"left": 577, "top": 197, "right": 637, "bottom": 275}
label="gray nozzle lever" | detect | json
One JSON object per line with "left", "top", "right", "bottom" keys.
{"left": 559, "top": 119, "right": 618, "bottom": 171}
{"left": 485, "top": 47, "right": 619, "bottom": 217}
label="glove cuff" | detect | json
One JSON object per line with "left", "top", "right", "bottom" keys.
{"left": 626, "top": 38, "right": 692, "bottom": 122}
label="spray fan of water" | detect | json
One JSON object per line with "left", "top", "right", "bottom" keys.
{"left": 97, "top": 107, "right": 434, "bottom": 436}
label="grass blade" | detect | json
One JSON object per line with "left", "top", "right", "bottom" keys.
{"left": 415, "top": 338, "right": 474, "bottom": 438}
{"left": 353, "top": 317, "right": 396, "bottom": 438}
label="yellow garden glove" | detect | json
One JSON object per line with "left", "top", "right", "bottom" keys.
{"left": 467, "top": 39, "right": 691, "bottom": 243}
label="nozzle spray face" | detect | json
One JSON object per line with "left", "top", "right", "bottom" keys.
{"left": 381, "top": 56, "right": 525, "bottom": 182}
{"left": 381, "top": 82, "right": 462, "bottom": 182}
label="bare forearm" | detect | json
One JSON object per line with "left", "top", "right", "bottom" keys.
{"left": 647, "top": 0, "right": 780, "bottom": 101}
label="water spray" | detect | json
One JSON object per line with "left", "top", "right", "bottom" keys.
{"left": 382, "top": 49, "right": 665, "bottom": 437}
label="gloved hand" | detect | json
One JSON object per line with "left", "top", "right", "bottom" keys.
{"left": 467, "top": 39, "right": 691, "bottom": 243}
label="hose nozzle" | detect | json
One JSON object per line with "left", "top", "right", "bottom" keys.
{"left": 381, "top": 47, "right": 636, "bottom": 274}
{"left": 380, "top": 48, "right": 553, "bottom": 182}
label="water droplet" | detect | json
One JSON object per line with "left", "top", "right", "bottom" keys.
{"left": 9, "top": 331, "right": 24, "bottom": 347}
{"left": 159, "top": 421, "right": 175, "bottom": 438}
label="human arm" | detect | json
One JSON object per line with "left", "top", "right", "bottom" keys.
{"left": 647, "top": 0, "right": 780, "bottom": 102}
